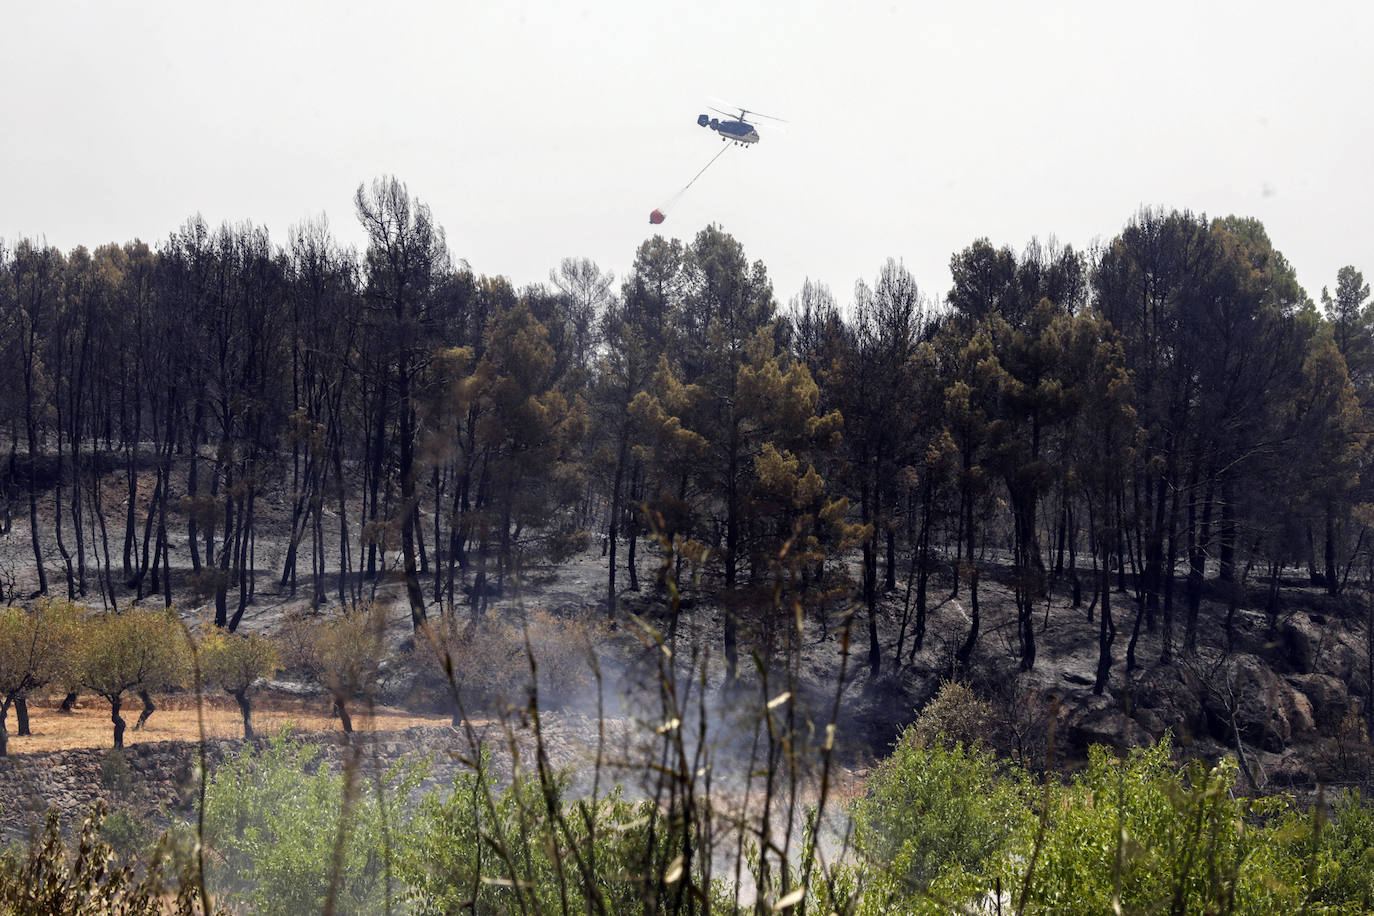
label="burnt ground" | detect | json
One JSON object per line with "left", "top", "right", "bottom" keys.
{"left": 1, "top": 463, "right": 1370, "bottom": 838}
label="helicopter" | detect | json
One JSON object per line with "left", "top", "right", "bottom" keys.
{"left": 696, "top": 106, "right": 785, "bottom": 146}
{"left": 649, "top": 104, "right": 783, "bottom": 225}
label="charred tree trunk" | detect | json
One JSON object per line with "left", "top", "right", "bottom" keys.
{"left": 214, "top": 475, "right": 234, "bottom": 629}
{"left": 431, "top": 466, "right": 444, "bottom": 603}
{"left": 333, "top": 698, "right": 353, "bottom": 735}
{"left": 158, "top": 461, "right": 173, "bottom": 609}
{"left": 626, "top": 465, "right": 644, "bottom": 593}
{"left": 606, "top": 431, "right": 628, "bottom": 617}
{"left": 1054, "top": 499, "right": 1067, "bottom": 578}
{"left": 110, "top": 695, "right": 126, "bottom": 748}
{"left": 187, "top": 402, "right": 203, "bottom": 573}
{"left": 955, "top": 459, "right": 979, "bottom": 671}
{"left": 233, "top": 689, "right": 254, "bottom": 739}
{"left": 1094, "top": 535, "right": 1115, "bottom": 695}
{"left": 1184, "top": 469, "right": 1217, "bottom": 656}
{"left": 1326, "top": 502, "right": 1340, "bottom": 597}
{"left": 123, "top": 401, "right": 142, "bottom": 578}
{"left": 723, "top": 420, "right": 742, "bottom": 680}
{"left": 133, "top": 690, "right": 155, "bottom": 730}
{"left": 911, "top": 475, "right": 935, "bottom": 656}
{"left": 54, "top": 464, "right": 76, "bottom": 600}
{"left": 229, "top": 488, "right": 255, "bottom": 631}
{"left": 364, "top": 396, "right": 386, "bottom": 580}
{"left": 1218, "top": 476, "right": 1236, "bottom": 583}
{"left": 861, "top": 466, "right": 882, "bottom": 678}
{"left": 885, "top": 526, "right": 897, "bottom": 594}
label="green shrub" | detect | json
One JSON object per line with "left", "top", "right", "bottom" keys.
{"left": 907, "top": 679, "right": 997, "bottom": 751}
{"left": 397, "top": 759, "right": 679, "bottom": 915}
{"left": 1308, "top": 789, "right": 1374, "bottom": 910}
{"left": 851, "top": 733, "right": 1032, "bottom": 906}
{"left": 201, "top": 733, "right": 421, "bottom": 916}
{"left": 97, "top": 748, "right": 133, "bottom": 796}
{"left": 34, "top": 710, "right": 1374, "bottom": 915}
{"left": 1022, "top": 740, "right": 1338, "bottom": 915}
{"left": 848, "top": 734, "right": 1374, "bottom": 915}
{"left": 99, "top": 806, "right": 152, "bottom": 861}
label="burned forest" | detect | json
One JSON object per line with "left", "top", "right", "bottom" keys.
{"left": 4, "top": 181, "right": 1374, "bottom": 913}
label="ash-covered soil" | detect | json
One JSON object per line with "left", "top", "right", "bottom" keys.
{"left": 1, "top": 465, "right": 1369, "bottom": 838}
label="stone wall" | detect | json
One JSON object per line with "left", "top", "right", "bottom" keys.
{"left": 0, "top": 717, "right": 609, "bottom": 842}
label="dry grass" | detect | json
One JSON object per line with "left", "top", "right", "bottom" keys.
{"left": 4, "top": 693, "right": 451, "bottom": 755}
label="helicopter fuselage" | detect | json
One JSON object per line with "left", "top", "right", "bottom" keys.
{"left": 697, "top": 114, "right": 759, "bottom": 145}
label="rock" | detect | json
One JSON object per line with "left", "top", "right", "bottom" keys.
{"left": 1132, "top": 707, "right": 1167, "bottom": 740}
{"left": 1069, "top": 704, "right": 1151, "bottom": 753}
{"left": 1281, "top": 685, "right": 1316, "bottom": 739}
{"left": 1127, "top": 664, "right": 1206, "bottom": 738}
{"left": 1279, "top": 611, "right": 1360, "bottom": 680}
{"left": 1318, "top": 634, "right": 1364, "bottom": 688}
{"left": 1287, "top": 673, "right": 1352, "bottom": 730}
{"left": 1280, "top": 612, "right": 1323, "bottom": 673}
{"left": 1200, "top": 653, "right": 1292, "bottom": 753}
{"left": 1270, "top": 750, "right": 1318, "bottom": 788}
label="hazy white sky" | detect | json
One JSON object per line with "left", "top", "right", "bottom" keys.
{"left": 3, "top": 0, "right": 1371, "bottom": 309}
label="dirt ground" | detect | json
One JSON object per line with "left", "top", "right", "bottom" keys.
{"left": 3, "top": 693, "right": 452, "bottom": 755}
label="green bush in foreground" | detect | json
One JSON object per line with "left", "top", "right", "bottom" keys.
{"left": 847, "top": 735, "right": 1374, "bottom": 915}
{"left": 850, "top": 736, "right": 1032, "bottom": 901}
{"left": 201, "top": 734, "right": 421, "bottom": 916}
{"left": 0, "top": 802, "right": 210, "bottom": 915}
{"left": 398, "top": 763, "right": 678, "bottom": 915}
{"left": 10, "top": 728, "right": 1374, "bottom": 914}
{"left": 1024, "top": 741, "right": 1374, "bottom": 914}
{"left": 1313, "top": 790, "right": 1374, "bottom": 910}
{"left": 1028, "top": 742, "right": 1289, "bottom": 914}
{"left": 202, "top": 734, "right": 683, "bottom": 916}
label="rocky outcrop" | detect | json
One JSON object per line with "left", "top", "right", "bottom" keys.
{"left": 1279, "top": 612, "right": 1364, "bottom": 685}
{"left": 1065, "top": 693, "right": 1151, "bottom": 753}
{"left": 1195, "top": 653, "right": 1323, "bottom": 753}
{"left": 1126, "top": 664, "right": 1207, "bottom": 741}
{"left": 1281, "top": 612, "right": 1326, "bottom": 673}
{"left": 1122, "top": 654, "right": 1347, "bottom": 758}
{"left": 1287, "top": 673, "right": 1354, "bottom": 730}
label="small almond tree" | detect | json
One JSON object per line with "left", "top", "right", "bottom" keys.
{"left": 284, "top": 603, "right": 387, "bottom": 735}
{"left": 79, "top": 609, "right": 189, "bottom": 747}
{"left": 0, "top": 600, "right": 80, "bottom": 756}
{"left": 200, "top": 628, "right": 280, "bottom": 739}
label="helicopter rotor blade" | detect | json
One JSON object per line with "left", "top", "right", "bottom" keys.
{"left": 741, "top": 109, "right": 787, "bottom": 123}
{"left": 707, "top": 97, "right": 788, "bottom": 123}
{"left": 707, "top": 104, "right": 787, "bottom": 124}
